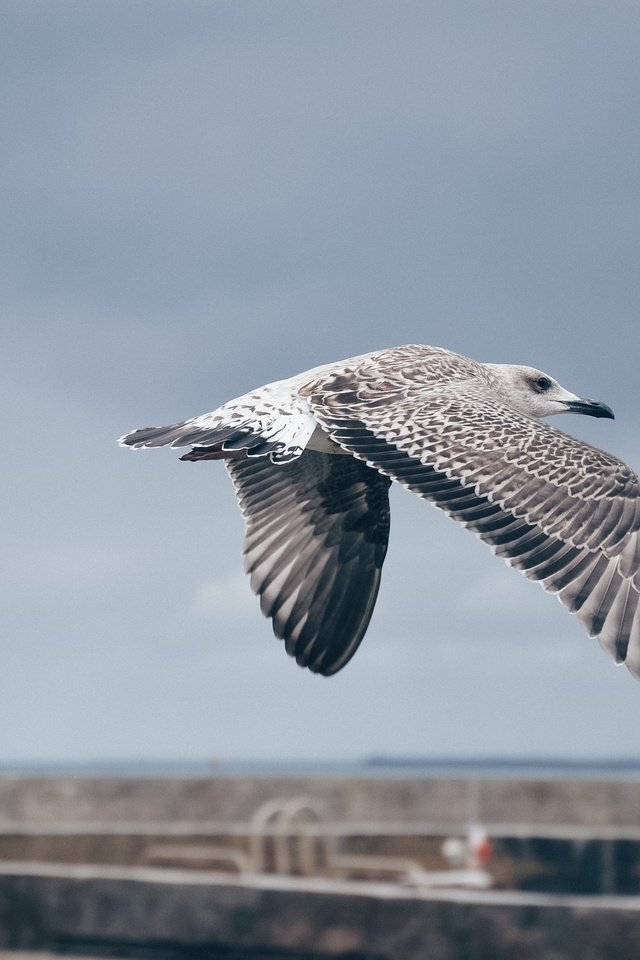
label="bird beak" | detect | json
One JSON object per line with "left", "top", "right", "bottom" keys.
{"left": 562, "top": 398, "right": 615, "bottom": 420}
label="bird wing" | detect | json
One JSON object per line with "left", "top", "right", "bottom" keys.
{"left": 226, "top": 450, "right": 391, "bottom": 676}
{"left": 303, "top": 370, "right": 640, "bottom": 676}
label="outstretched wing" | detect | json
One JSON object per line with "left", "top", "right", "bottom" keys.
{"left": 305, "top": 372, "right": 640, "bottom": 676}
{"left": 226, "top": 450, "right": 391, "bottom": 676}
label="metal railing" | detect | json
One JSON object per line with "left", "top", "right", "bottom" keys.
{"left": 143, "top": 796, "right": 492, "bottom": 889}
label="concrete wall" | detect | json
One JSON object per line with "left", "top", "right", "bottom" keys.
{"left": 2, "top": 863, "right": 640, "bottom": 960}
{"left": 2, "top": 827, "right": 640, "bottom": 895}
{"left": 1, "top": 776, "right": 640, "bottom": 827}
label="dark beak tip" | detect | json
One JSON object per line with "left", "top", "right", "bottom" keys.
{"left": 566, "top": 399, "right": 615, "bottom": 420}
{"left": 592, "top": 401, "right": 615, "bottom": 421}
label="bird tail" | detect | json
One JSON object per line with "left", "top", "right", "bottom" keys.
{"left": 119, "top": 417, "right": 301, "bottom": 462}
{"left": 119, "top": 387, "right": 316, "bottom": 464}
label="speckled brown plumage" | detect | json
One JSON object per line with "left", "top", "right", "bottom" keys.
{"left": 121, "top": 343, "right": 639, "bottom": 679}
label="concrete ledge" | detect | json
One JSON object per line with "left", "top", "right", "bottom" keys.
{"left": 2, "top": 863, "right": 640, "bottom": 959}
{"left": 2, "top": 821, "right": 640, "bottom": 894}
{"left": 3, "top": 775, "right": 640, "bottom": 827}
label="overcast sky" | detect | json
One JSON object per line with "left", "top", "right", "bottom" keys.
{"left": 3, "top": 0, "right": 640, "bottom": 765}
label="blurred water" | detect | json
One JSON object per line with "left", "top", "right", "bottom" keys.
{"left": 2, "top": 756, "right": 640, "bottom": 780}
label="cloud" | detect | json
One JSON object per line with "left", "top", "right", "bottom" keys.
{"left": 462, "top": 567, "right": 548, "bottom": 617}
{"left": 2, "top": 0, "right": 640, "bottom": 761}
{"left": 192, "top": 569, "right": 257, "bottom": 623}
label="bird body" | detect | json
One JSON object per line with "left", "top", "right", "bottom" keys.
{"left": 120, "top": 345, "right": 639, "bottom": 679}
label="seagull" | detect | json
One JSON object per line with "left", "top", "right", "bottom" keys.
{"left": 120, "top": 345, "right": 639, "bottom": 678}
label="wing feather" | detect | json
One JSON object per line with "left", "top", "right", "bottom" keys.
{"left": 226, "top": 450, "right": 391, "bottom": 676}
{"left": 305, "top": 373, "right": 640, "bottom": 676}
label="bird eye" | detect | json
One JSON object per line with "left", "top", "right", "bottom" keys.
{"left": 534, "top": 376, "right": 551, "bottom": 392}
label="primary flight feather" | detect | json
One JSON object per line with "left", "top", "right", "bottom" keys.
{"left": 120, "top": 345, "right": 640, "bottom": 678}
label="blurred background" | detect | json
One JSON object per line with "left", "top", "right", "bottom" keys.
{"left": 2, "top": 0, "right": 639, "bottom": 769}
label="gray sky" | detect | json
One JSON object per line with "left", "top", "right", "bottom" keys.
{"left": 3, "top": 0, "right": 640, "bottom": 764}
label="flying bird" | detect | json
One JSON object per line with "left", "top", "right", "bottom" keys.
{"left": 120, "top": 345, "right": 640, "bottom": 678}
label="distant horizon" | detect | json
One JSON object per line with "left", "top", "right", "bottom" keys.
{"left": 3, "top": 753, "right": 640, "bottom": 778}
